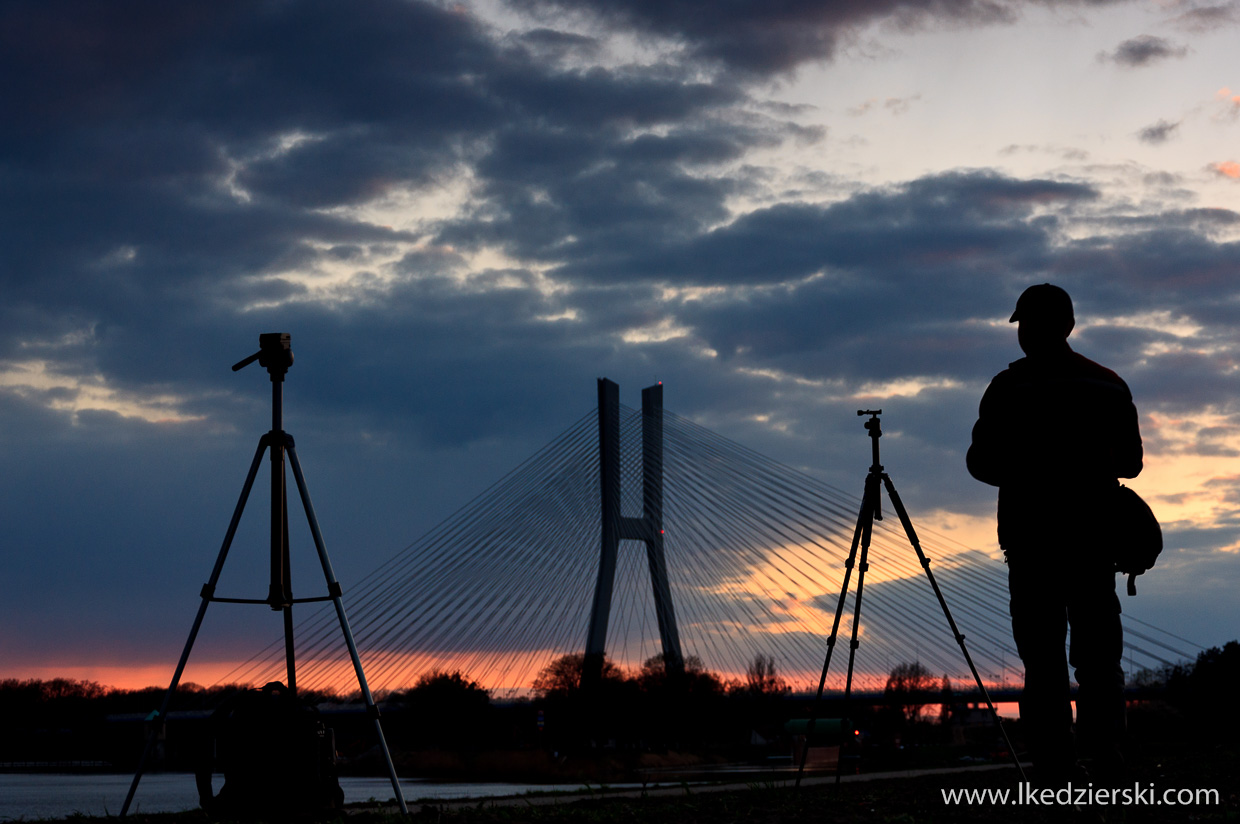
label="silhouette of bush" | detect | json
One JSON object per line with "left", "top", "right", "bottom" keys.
{"left": 386, "top": 670, "right": 492, "bottom": 749}
{"left": 531, "top": 652, "right": 627, "bottom": 697}
{"left": 1165, "top": 640, "right": 1240, "bottom": 734}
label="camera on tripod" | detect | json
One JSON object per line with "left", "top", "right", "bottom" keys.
{"left": 232, "top": 333, "right": 294, "bottom": 378}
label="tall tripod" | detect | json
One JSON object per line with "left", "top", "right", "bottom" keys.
{"left": 795, "top": 410, "right": 1024, "bottom": 786}
{"left": 121, "top": 333, "right": 408, "bottom": 817}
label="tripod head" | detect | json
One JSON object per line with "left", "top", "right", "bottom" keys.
{"left": 858, "top": 409, "right": 883, "bottom": 461}
{"left": 858, "top": 409, "right": 882, "bottom": 436}
{"left": 857, "top": 410, "right": 884, "bottom": 519}
{"left": 232, "top": 333, "right": 294, "bottom": 382}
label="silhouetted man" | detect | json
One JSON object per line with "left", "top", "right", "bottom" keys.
{"left": 967, "top": 284, "right": 1142, "bottom": 784}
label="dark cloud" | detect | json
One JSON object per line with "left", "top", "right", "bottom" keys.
{"left": 1137, "top": 118, "right": 1181, "bottom": 145}
{"left": 848, "top": 94, "right": 922, "bottom": 116}
{"left": 999, "top": 143, "right": 1091, "bottom": 162}
{"left": 433, "top": 115, "right": 785, "bottom": 266}
{"left": 234, "top": 133, "right": 461, "bottom": 209}
{"left": 512, "top": 27, "right": 604, "bottom": 61}
{"left": 504, "top": 0, "right": 1126, "bottom": 78}
{"left": 1099, "top": 34, "right": 1189, "bottom": 67}
{"left": 0, "top": 0, "right": 763, "bottom": 386}
{"left": 1050, "top": 224, "right": 1240, "bottom": 302}
{"left": 547, "top": 170, "right": 1096, "bottom": 289}
{"left": 1168, "top": 1, "right": 1240, "bottom": 33}
{"left": 1, "top": 1, "right": 502, "bottom": 166}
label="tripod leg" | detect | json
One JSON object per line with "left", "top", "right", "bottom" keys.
{"left": 286, "top": 441, "right": 409, "bottom": 816}
{"left": 283, "top": 605, "right": 297, "bottom": 693}
{"left": 281, "top": 471, "right": 297, "bottom": 693}
{"left": 795, "top": 473, "right": 874, "bottom": 787}
{"left": 834, "top": 473, "right": 879, "bottom": 785}
{"left": 882, "top": 474, "right": 1027, "bottom": 781}
{"left": 121, "top": 436, "right": 269, "bottom": 818}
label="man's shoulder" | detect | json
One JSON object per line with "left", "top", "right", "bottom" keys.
{"left": 986, "top": 357, "right": 1026, "bottom": 382}
{"left": 1067, "top": 352, "right": 1131, "bottom": 393}
{"left": 999, "top": 352, "right": 1129, "bottom": 386}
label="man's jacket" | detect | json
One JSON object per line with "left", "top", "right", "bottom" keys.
{"left": 967, "top": 348, "right": 1143, "bottom": 552}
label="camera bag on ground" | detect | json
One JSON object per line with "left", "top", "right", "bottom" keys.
{"left": 1111, "top": 484, "right": 1162, "bottom": 596}
{"left": 196, "top": 681, "right": 344, "bottom": 817}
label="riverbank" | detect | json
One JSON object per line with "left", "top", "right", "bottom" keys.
{"left": 25, "top": 739, "right": 1238, "bottom": 823}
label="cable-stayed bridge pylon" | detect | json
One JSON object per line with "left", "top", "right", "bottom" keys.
{"left": 586, "top": 378, "right": 682, "bottom": 688}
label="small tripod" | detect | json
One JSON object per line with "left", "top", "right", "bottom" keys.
{"left": 121, "top": 333, "right": 408, "bottom": 816}
{"left": 795, "top": 410, "right": 1024, "bottom": 786}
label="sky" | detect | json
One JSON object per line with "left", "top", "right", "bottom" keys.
{"left": 2, "top": 0, "right": 1238, "bottom": 691}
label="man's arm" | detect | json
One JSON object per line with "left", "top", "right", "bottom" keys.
{"left": 967, "top": 379, "right": 1005, "bottom": 487}
{"left": 1115, "top": 384, "right": 1143, "bottom": 479}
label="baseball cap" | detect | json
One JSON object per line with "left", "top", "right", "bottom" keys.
{"left": 1009, "top": 283, "right": 1074, "bottom": 325}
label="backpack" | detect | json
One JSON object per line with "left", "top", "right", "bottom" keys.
{"left": 1111, "top": 484, "right": 1162, "bottom": 596}
{"left": 196, "top": 681, "right": 344, "bottom": 817}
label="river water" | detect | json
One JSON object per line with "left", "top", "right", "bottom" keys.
{"left": 0, "top": 773, "right": 599, "bottom": 820}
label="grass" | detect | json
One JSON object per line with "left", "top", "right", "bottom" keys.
{"left": 407, "top": 741, "right": 1238, "bottom": 824}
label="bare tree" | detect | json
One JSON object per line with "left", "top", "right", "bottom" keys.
{"left": 938, "top": 674, "right": 954, "bottom": 725}
{"left": 743, "top": 654, "right": 787, "bottom": 695}
{"left": 884, "top": 661, "right": 933, "bottom": 723}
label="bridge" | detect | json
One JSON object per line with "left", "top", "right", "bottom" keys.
{"left": 217, "top": 380, "right": 1196, "bottom": 698}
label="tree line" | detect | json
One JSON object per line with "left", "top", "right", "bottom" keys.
{"left": 3, "top": 640, "right": 1234, "bottom": 768}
